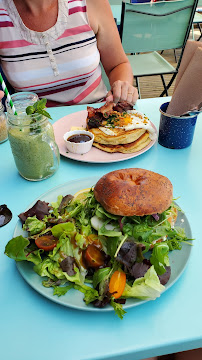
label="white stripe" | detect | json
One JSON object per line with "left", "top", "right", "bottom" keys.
{"left": 9, "top": 51, "right": 100, "bottom": 83}
{"left": 0, "top": 14, "right": 12, "bottom": 21}
{"left": 68, "top": 0, "right": 86, "bottom": 9}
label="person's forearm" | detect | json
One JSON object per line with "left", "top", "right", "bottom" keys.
{"left": 108, "top": 62, "right": 134, "bottom": 86}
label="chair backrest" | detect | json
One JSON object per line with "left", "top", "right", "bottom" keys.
{"left": 120, "top": 0, "right": 198, "bottom": 53}
{"left": 109, "top": 0, "right": 124, "bottom": 5}
{"left": 197, "top": 0, "right": 202, "bottom": 9}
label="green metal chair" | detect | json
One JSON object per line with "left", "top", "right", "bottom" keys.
{"left": 119, "top": 0, "right": 198, "bottom": 97}
{"left": 192, "top": 0, "right": 202, "bottom": 41}
{"left": 109, "top": 0, "right": 123, "bottom": 5}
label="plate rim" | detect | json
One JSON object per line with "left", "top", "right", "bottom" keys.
{"left": 14, "top": 177, "right": 193, "bottom": 312}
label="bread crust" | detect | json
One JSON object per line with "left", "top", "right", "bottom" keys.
{"left": 94, "top": 168, "right": 173, "bottom": 216}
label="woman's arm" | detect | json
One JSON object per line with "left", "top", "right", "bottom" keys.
{"left": 87, "top": 0, "right": 138, "bottom": 104}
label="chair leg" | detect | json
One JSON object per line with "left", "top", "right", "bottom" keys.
{"left": 135, "top": 77, "right": 141, "bottom": 99}
{"left": 174, "top": 49, "right": 178, "bottom": 63}
{"left": 197, "top": 23, "right": 202, "bottom": 41}
{"left": 160, "top": 75, "right": 168, "bottom": 97}
{"left": 160, "top": 73, "right": 177, "bottom": 97}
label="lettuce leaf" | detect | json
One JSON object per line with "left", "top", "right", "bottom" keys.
{"left": 93, "top": 267, "right": 111, "bottom": 288}
{"left": 53, "top": 284, "right": 73, "bottom": 297}
{"left": 51, "top": 221, "right": 75, "bottom": 238}
{"left": 150, "top": 243, "right": 170, "bottom": 275}
{"left": 34, "top": 258, "right": 83, "bottom": 285}
{"left": 5, "top": 236, "right": 29, "bottom": 261}
{"left": 95, "top": 206, "right": 118, "bottom": 220}
{"left": 23, "top": 216, "right": 46, "bottom": 235}
{"left": 74, "top": 283, "right": 99, "bottom": 304}
{"left": 110, "top": 299, "right": 126, "bottom": 319}
{"left": 122, "top": 265, "right": 165, "bottom": 300}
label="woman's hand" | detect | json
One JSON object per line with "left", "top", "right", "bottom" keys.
{"left": 0, "top": 91, "right": 4, "bottom": 100}
{"left": 106, "top": 80, "right": 138, "bottom": 105}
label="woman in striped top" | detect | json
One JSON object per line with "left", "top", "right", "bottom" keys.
{"left": 0, "top": 0, "right": 138, "bottom": 107}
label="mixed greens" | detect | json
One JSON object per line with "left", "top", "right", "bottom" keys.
{"left": 4, "top": 189, "right": 192, "bottom": 318}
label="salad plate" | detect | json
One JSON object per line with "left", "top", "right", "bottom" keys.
{"left": 53, "top": 110, "right": 157, "bottom": 163}
{"left": 14, "top": 177, "right": 193, "bottom": 312}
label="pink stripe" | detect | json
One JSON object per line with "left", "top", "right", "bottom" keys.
{"left": 15, "top": 68, "right": 96, "bottom": 90}
{"left": 57, "top": 24, "right": 91, "bottom": 40}
{"left": 45, "top": 76, "right": 102, "bottom": 108}
{"left": 69, "top": 6, "right": 87, "bottom": 15}
{"left": 0, "top": 8, "right": 8, "bottom": 14}
{"left": 37, "top": 81, "right": 87, "bottom": 97}
{"left": 0, "top": 39, "right": 33, "bottom": 49}
{"left": 0, "top": 21, "right": 14, "bottom": 27}
{"left": 65, "top": 75, "right": 102, "bottom": 105}
{"left": 69, "top": 0, "right": 84, "bottom": 3}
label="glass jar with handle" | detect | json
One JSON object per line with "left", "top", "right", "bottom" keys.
{"left": 6, "top": 92, "right": 60, "bottom": 181}
{"left": 0, "top": 101, "right": 8, "bottom": 143}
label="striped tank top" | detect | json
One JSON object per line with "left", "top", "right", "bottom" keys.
{"left": 0, "top": 0, "right": 107, "bottom": 106}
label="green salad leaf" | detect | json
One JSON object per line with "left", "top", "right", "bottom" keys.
{"left": 51, "top": 222, "right": 75, "bottom": 238}
{"left": 122, "top": 266, "right": 165, "bottom": 300}
{"left": 74, "top": 284, "right": 99, "bottom": 305}
{"left": 150, "top": 243, "right": 170, "bottom": 275}
{"left": 110, "top": 299, "right": 127, "bottom": 320}
{"left": 23, "top": 216, "right": 46, "bottom": 235}
{"left": 93, "top": 267, "right": 111, "bottom": 288}
{"left": 4, "top": 236, "right": 29, "bottom": 261}
{"left": 53, "top": 284, "right": 74, "bottom": 297}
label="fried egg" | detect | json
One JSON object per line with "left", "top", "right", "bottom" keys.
{"left": 99, "top": 110, "right": 156, "bottom": 140}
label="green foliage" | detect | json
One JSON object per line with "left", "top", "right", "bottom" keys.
{"left": 53, "top": 284, "right": 74, "bottom": 297}
{"left": 110, "top": 300, "right": 126, "bottom": 319}
{"left": 26, "top": 98, "right": 52, "bottom": 120}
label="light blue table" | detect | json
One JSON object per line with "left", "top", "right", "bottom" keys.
{"left": 1, "top": 97, "right": 202, "bottom": 360}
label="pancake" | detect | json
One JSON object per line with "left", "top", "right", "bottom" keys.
{"left": 93, "top": 132, "right": 151, "bottom": 153}
{"left": 88, "top": 127, "right": 146, "bottom": 145}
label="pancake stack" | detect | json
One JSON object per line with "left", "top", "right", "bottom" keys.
{"left": 86, "top": 102, "right": 155, "bottom": 154}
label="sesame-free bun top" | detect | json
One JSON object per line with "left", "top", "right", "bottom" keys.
{"left": 94, "top": 168, "right": 173, "bottom": 216}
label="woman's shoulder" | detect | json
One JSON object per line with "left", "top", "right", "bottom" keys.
{"left": 86, "top": 0, "right": 115, "bottom": 33}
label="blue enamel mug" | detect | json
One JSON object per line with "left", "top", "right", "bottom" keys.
{"left": 158, "top": 102, "right": 198, "bottom": 149}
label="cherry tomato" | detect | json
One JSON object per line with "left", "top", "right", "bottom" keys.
{"left": 87, "top": 234, "right": 102, "bottom": 249}
{"left": 109, "top": 270, "right": 126, "bottom": 299}
{"left": 84, "top": 244, "right": 105, "bottom": 268}
{"left": 35, "top": 235, "right": 58, "bottom": 251}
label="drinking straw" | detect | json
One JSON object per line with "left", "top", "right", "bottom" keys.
{"left": 0, "top": 72, "right": 17, "bottom": 115}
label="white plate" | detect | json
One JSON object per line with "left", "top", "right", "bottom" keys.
{"left": 15, "top": 177, "right": 192, "bottom": 311}
{"left": 53, "top": 110, "right": 157, "bottom": 163}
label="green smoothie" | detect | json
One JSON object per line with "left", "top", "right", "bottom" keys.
{"left": 8, "top": 124, "right": 57, "bottom": 181}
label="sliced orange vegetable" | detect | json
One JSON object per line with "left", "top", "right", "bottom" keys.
{"left": 109, "top": 270, "right": 126, "bottom": 299}
{"left": 167, "top": 207, "right": 178, "bottom": 226}
{"left": 84, "top": 244, "right": 105, "bottom": 268}
{"left": 35, "top": 235, "right": 58, "bottom": 251}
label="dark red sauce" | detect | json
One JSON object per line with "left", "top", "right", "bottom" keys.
{"left": 67, "top": 134, "right": 92, "bottom": 143}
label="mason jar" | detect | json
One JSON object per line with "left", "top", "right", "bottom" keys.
{"left": 6, "top": 92, "right": 60, "bottom": 181}
{"left": 0, "top": 101, "right": 8, "bottom": 143}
